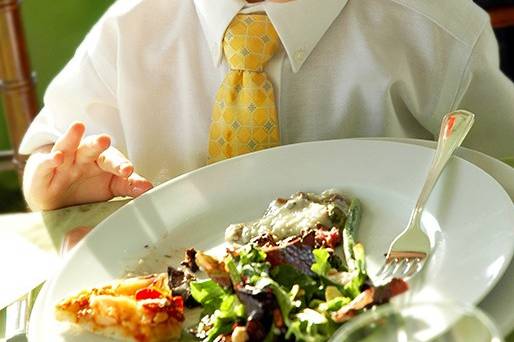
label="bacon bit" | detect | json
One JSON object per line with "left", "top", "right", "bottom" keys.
{"left": 315, "top": 223, "right": 330, "bottom": 230}
{"left": 251, "top": 233, "right": 277, "bottom": 248}
{"left": 331, "top": 288, "right": 375, "bottom": 323}
{"left": 314, "top": 227, "right": 342, "bottom": 248}
{"left": 171, "top": 296, "right": 184, "bottom": 311}
{"left": 142, "top": 296, "right": 184, "bottom": 322}
{"left": 372, "top": 278, "right": 409, "bottom": 304}
{"left": 168, "top": 309, "right": 185, "bottom": 322}
{"left": 331, "top": 278, "right": 409, "bottom": 323}
{"left": 389, "top": 278, "right": 409, "bottom": 296}
{"left": 135, "top": 288, "right": 162, "bottom": 301}
{"left": 168, "top": 296, "right": 185, "bottom": 322}
{"left": 276, "top": 198, "right": 288, "bottom": 205}
{"left": 142, "top": 300, "right": 167, "bottom": 313}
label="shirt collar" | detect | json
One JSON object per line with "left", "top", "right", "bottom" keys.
{"left": 193, "top": 0, "right": 348, "bottom": 73}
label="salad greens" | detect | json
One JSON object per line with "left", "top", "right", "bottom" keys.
{"left": 190, "top": 242, "right": 371, "bottom": 341}
{"left": 190, "top": 279, "right": 246, "bottom": 341}
{"left": 311, "top": 248, "right": 331, "bottom": 277}
{"left": 186, "top": 195, "right": 408, "bottom": 341}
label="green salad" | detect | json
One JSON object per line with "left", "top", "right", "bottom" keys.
{"left": 168, "top": 194, "right": 408, "bottom": 342}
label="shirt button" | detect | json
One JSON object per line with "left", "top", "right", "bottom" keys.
{"left": 294, "top": 49, "right": 305, "bottom": 62}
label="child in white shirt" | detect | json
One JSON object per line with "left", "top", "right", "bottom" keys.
{"left": 20, "top": 0, "right": 514, "bottom": 210}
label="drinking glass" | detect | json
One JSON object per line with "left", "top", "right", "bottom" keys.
{"left": 330, "top": 301, "right": 503, "bottom": 342}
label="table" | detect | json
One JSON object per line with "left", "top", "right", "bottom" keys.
{"left": 0, "top": 143, "right": 513, "bottom": 341}
{"left": 0, "top": 198, "right": 129, "bottom": 340}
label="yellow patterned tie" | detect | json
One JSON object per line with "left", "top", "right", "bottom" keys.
{"left": 208, "top": 14, "right": 280, "bottom": 163}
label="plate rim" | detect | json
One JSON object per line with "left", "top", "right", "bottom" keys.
{"left": 29, "top": 138, "right": 514, "bottom": 340}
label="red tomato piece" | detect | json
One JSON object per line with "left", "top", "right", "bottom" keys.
{"left": 135, "top": 288, "right": 162, "bottom": 301}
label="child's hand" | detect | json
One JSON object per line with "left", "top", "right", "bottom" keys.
{"left": 23, "top": 122, "right": 153, "bottom": 211}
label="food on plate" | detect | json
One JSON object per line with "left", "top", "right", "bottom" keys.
{"left": 189, "top": 235, "right": 407, "bottom": 341}
{"left": 55, "top": 273, "right": 184, "bottom": 342}
{"left": 55, "top": 190, "right": 409, "bottom": 341}
{"left": 225, "top": 190, "right": 351, "bottom": 244}
{"left": 189, "top": 191, "right": 408, "bottom": 341}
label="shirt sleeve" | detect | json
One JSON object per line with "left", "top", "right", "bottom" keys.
{"left": 18, "top": 7, "right": 126, "bottom": 155}
{"left": 451, "top": 23, "right": 514, "bottom": 160}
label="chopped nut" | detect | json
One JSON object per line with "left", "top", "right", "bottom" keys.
{"left": 325, "top": 286, "right": 343, "bottom": 301}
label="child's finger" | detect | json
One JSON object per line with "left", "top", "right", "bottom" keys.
{"left": 75, "top": 134, "right": 111, "bottom": 164}
{"left": 52, "top": 122, "right": 85, "bottom": 154}
{"left": 96, "top": 146, "right": 134, "bottom": 177}
{"left": 109, "top": 173, "right": 153, "bottom": 198}
{"left": 27, "top": 151, "right": 65, "bottom": 190}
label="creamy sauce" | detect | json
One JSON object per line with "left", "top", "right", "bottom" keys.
{"left": 225, "top": 190, "right": 350, "bottom": 244}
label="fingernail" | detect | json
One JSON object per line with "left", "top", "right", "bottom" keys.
{"left": 119, "top": 163, "right": 132, "bottom": 173}
{"left": 132, "top": 187, "right": 145, "bottom": 196}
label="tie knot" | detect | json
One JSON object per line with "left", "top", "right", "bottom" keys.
{"left": 223, "top": 14, "right": 279, "bottom": 72}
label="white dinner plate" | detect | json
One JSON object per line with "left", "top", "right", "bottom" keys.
{"left": 29, "top": 140, "right": 514, "bottom": 341}
{"left": 366, "top": 137, "right": 514, "bottom": 336}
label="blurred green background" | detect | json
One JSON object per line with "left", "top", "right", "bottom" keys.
{"left": 0, "top": 0, "right": 114, "bottom": 212}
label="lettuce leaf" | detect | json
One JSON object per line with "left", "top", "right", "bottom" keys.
{"left": 271, "top": 264, "right": 319, "bottom": 303}
{"left": 236, "top": 245, "right": 270, "bottom": 285}
{"left": 204, "top": 294, "right": 246, "bottom": 342}
{"left": 192, "top": 280, "right": 246, "bottom": 341}
{"left": 224, "top": 255, "right": 242, "bottom": 285}
{"left": 317, "top": 296, "right": 351, "bottom": 312}
{"left": 190, "top": 279, "right": 225, "bottom": 314}
{"left": 239, "top": 245, "right": 267, "bottom": 264}
{"left": 311, "top": 248, "right": 331, "bottom": 276}
{"left": 255, "top": 277, "right": 300, "bottom": 325}
{"left": 286, "top": 308, "right": 336, "bottom": 342}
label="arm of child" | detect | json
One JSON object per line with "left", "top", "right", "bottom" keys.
{"left": 20, "top": 2, "right": 153, "bottom": 210}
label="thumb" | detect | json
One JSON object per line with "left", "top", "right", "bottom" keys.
{"left": 109, "top": 173, "right": 153, "bottom": 198}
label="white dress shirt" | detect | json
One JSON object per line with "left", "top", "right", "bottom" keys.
{"left": 20, "top": 0, "right": 514, "bottom": 184}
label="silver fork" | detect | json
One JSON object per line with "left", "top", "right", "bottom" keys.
{"left": 375, "top": 110, "right": 475, "bottom": 284}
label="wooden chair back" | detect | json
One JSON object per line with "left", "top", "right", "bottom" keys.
{"left": 0, "top": 0, "right": 38, "bottom": 180}
{"left": 489, "top": 5, "right": 514, "bottom": 29}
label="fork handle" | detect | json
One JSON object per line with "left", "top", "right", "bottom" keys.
{"left": 408, "top": 110, "right": 475, "bottom": 226}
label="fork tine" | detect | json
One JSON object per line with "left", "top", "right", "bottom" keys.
{"left": 387, "top": 258, "right": 407, "bottom": 281}
{"left": 375, "top": 260, "right": 390, "bottom": 277}
{"left": 376, "top": 258, "right": 397, "bottom": 282}
{"left": 389, "top": 257, "right": 403, "bottom": 278}
{"left": 384, "top": 258, "right": 398, "bottom": 277}
{"left": 406, "top": 258, "right": 423, "bottom": 277}
{"left": 401, "top": 258, "right": 416, "bottom": 276}
{"left": 376, "top": 254, "right": 427, "bottom": 284}
{"left": 395, "top": 258, "right": 410, "bottom": 276}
